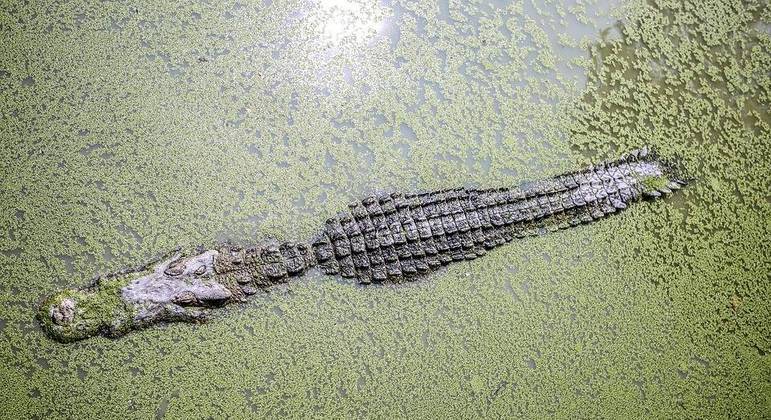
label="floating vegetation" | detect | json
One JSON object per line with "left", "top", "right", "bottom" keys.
{"left": 0, "top": 0, "right": 768, "bottom": 417}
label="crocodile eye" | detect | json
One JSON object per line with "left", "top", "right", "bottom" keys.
{"left": 164, "top": 265, "right": 185, "bottom": 276}
{"left": 194, "top": 265, "right": 207, "bottom": 275}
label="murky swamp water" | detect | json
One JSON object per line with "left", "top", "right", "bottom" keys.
{"left": 0, "top": 0, "right": 769, "bottom": 418}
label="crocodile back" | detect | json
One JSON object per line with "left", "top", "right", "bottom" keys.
{"left": 311, "top": 148, "right": 684, "bottom": 284}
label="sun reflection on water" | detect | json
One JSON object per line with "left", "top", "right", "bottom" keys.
{"left": 292, "top": 0, "right": 393, "bottom": 93}
{"left": 316, "top": 0, "right": 388, "bottom": 44}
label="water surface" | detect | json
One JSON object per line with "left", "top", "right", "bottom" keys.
{"left": 0, "top": 0, "right": 769, "bottom": 417}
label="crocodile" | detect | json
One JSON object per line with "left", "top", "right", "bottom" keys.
{"left": 38, "top": 146, "right": 687, "bottom": 342}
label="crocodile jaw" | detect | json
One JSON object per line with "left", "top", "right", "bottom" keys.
{"left": 121, "top": 250, "right": 232, "bottom": 330}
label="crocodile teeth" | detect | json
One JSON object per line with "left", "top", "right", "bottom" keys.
{"left": 659, "top": 187, "right": 672, "bottom": 194}
{"left": 668, "top": 182, "right": 681, "bottom": 190}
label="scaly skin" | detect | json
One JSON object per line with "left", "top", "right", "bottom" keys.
{"left": 38, "top": 146, "right": 688, "bottom": 342}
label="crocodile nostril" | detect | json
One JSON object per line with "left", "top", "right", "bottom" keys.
{"left": 50, "top": 298, "right": 76, "bottom": 325}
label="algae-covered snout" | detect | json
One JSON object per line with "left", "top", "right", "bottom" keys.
{"left": 39, "top": 249, "right": 234, "bottom": 343}
{"left": 37, "top": 278, "right": 135, "bottom": 343}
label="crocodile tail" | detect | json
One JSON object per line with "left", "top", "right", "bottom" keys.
{"left": 624, "top": 145, "right": 689, "bottom": 197}
{"left": 658, "top": 149, "right": 691, "bottom": 188}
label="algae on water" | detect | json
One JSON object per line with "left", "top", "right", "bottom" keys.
{"left": 0, "top": 0, "right": 769, "bottom": 418}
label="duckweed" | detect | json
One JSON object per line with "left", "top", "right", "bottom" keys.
{"left": 0, "top": 0, "right": 768, "bottom": 418}
{"left": 639, "top": 174, "right": 670, "bottom": 191}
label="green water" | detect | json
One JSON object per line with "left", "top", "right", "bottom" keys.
{"left": 1, "top": 0, "right": 769, "bottom": 418}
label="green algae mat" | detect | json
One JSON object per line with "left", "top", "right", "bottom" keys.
{"left": 1, "top": 0, "right": 769, "bottom": 418}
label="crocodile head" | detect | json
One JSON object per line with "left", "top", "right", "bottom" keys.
{"left": 38, "top": 249, "right": 234, "bottom": 343}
